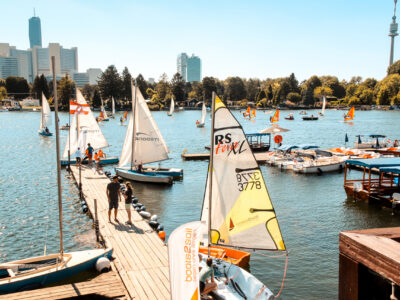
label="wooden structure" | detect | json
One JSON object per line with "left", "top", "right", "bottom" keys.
{"left": 339, "top": 227, "right": 400, "bottom": 300}
{"left": 182, "top": 151, "right": 270, "bottom": 162}
{"left": 344, "top": 158, "right": 400, "bottom": 207}
{"left": 0, "top": 271, "right": 127, "bottom": 300}
{"left": 70, "top": 165, "right": 170, "bottom": 299}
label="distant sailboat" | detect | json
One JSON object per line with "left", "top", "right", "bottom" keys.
{"left": 99, "top": 99, "right": 109, "bottom": 122}
{"left": 38, "top": 93, "right": 52, "bottom": 136}
{"left": 120, "top": 111, "right": 128, "bottom": 124}
{"left": 196, "top": 102, "right": 206, "bottom": 127}
{"left": 270, "top": 109, "right": 279, "bottom": 123}
{"left": 115, "top": 82, "right": 183, "bottom": 184}
{"left": 61, "top": 89, "right": 118, "bottom": 166}
{"left": 167, "top": 97, "right": 174, "bottom": 116}
{"left": 319, "top": 96, "right": 326, "bottom": 116}
{"left": 344, "top": 106, "right": 355, "bottom": 121}
{"left": 251, "top": 108, "right": 256, "bottom": 119}
{"left": 243, "top": 105, "right": 251, "bottom": 118}
{"left": 110, "top": 97, "right": 115, "bottom": 119}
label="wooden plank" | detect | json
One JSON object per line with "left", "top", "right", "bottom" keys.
{"left": 338, "top": 254, "right": 359, "bottom": 300}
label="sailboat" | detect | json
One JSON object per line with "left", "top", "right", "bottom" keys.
{"left": 0, "top": 69, "right": 112, "bottom": 295}
{"left": 99, "top": 101, "right": 109, "bottom": 122}
{"left": 120, "top": 111, "right": 128, "bottom": 125}
{"left": 242, "top": 106, "right": 251, "bottom": 118}
{"left": 38, "top": 93, "right": 53, "bottom": 136}
{"left": 115, "top": 82, "right": 183, "bottom": 184}
{"left": 109, "top": 97, "right": 116, "bottom": 119}
{"left": 167, "top": 97, "right": 174, "bottom": 116}
{"left": 196, "top": 101, "right": 207, "bottom": 127}
{"left": 251, "top": 108, "right": 256, "bottom": 119}
{"left": 344, "top": 106, "right": 355, "bottom": 121}
{"left": 60, "top": 89, "right": 119, "bottom": 166}
{"left": 270, "top": 109, "right": 279, "bottom": 123}
{"left": 319, "top": 96, "right": 326, "bottom": 116}
{"left": 168, "top": 93, "right": 287, "bottom": 299}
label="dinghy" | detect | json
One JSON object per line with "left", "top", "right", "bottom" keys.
{"left": 115, "top": 82, "right": 183, "bottom": 184}
{"left": 0, "top": 73, "right": 112, "bottom": 294}
{"left": 167, "top": 97, "right": 174, "bottom": 116}
{"left": 109, "top": 96, "right": 116, "bottom": 119}
{"left": 196, "top": 101, "right": 206, "bottom": 127}
{"left": 38, "top": 93, "right": 52, "bottom": 136}
{"left": 344, "top": 106, "right": 355, "bottom": 121}
{"left": 60, "top": 89, "right": 118, "bottom": 166}
{"left": 270, "top": 109, "right": 279, "bottom": 123}
{"left": 168, "top": 93, "right": 287, "bottom": 299}
{"left": 319, "top": 95, "right": 326, "bottom": 116}
{"left": 120, "top": 111, "right": 128, "bottom": 125}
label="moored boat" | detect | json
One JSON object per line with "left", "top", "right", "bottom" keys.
{"left": 285, "top": 113, "right": 294, "bottom": 120}
{"left": 198, "top": 246, "right": 250, "bottom": 269}
{"left": 302, "top": 114, "right": 318, "bottom": 121}
{"left": 38, "top": 93, "right": 53, "bottom": 136}
{"left": 354, "top": 134, "right": 388, "bottom": 149}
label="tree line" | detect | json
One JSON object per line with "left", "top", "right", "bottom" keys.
{"left": 3, "top": 60, "right": 400, "bottom": 110}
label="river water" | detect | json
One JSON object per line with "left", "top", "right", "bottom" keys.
{"left": 1, "top": 108, "right": 400, "bottom": 299}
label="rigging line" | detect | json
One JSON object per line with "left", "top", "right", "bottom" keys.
{"left": 270, "top": 252, "right": 289, "bottom": 299}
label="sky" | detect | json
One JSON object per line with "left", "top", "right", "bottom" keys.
{"left": 1, "top": 0, "right": 398, "bottom": 82}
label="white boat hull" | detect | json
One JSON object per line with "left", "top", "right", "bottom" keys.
{"left": 294, "top": 161, "right": 345, "bottom": 174}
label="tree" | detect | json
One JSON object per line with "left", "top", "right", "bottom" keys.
{"left": 287, "top": 92, "right": 302, "bottom": 103}
{"left": 314, "top": 86, "right": 333, "bottom": 99}
{"left": 5, "top": 76, "right": 30, "bottom": 99}
{"left": 302, "top": 75, "right": 321, "bottom": 105}
{"left": 388, "top": 60, "right": 400, "bottom": 75}
{"left": 121, "top": 67, "right": 132, "bottom": 101}
{"left": 319, "top": 76, "right": 345, "bottom": 98}
{"left": 136, "top": 74, "right": 148, "bottom": 99}
{"left": 375, "top": 74, "right": 400, "bottom": 105}
{"left": 92, "top": 88, "right": 102, "bottom": 108}
{"left": 191, "top": 81, "right": 203, "bottom": 100}
{"left": 256, "top": 90, "right": 267, "bottom": 103}
{"left": 98, "top": 65, "right": 122, "bottom": 103}
{"left": 31, "top": 74, "right": 49, "bottom": 102}
{"left": 288, "top": 73, "right": 300, "bottom": 93}
{"left": 224, "top": 77, "right": 246, "bottom": 101}
{"left": 82, "top": 84, "right": 96, "bottom": 101}
{"left": 170, "top": 73, "right": 185, "bottom": 102}
{"left": 0, "top": 86, "right": 7, "bottom": 101}
{"left": 245, "top": 78, "right": 261, "bottom": 103}
{"left": 349, "top": 76, "right": 362, "bottom": 85}
{"left": 202, "top": 77, "right": 217, "bottom": 103}
{"left": 362, "top": 78, "right": 378, "bottom": 90}
{"left": 267, "top": 85, "right": 273, "bottom": 101}
{"left": 155, "top": 73, "right": 170, "bottom": 102}
{"left": 57, "top": 74, "right": 76, "bottom": 109}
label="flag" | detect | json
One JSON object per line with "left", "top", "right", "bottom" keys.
{"left": 345, "top": 133, "right": 349, "bottom": 143}
{"left": 168, "top": 221, "right": 205, "bottom": 300}
{"left": 70, "top": 101, "right": 89, "bottom": 115}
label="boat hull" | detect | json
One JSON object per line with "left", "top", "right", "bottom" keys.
{"left": 199, "top": 246, "right": 250, "bottom": 269}
{"left": 0, "top": 248, "right": 112, "bottom": 294}
{"left": 294, "top": 161, "right": 345, "bottom": 174}
{"left": 115, "top": 168, "right": 173, "bottom": 184}
{"left": 60, "top": 156, "right": 119, "bottom": 166}
{"left": 38, "top": 131, "right": 53, "bottom": 136}
{"left": 142, "top": 166, "right": 183, "bottom": 179}
{"left": 196, "top": 123, "right": 205, "bottom": 128}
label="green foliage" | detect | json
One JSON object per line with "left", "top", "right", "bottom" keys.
{"left": 170, "top": 73, "right": 185, "bottom": 102}
{"left": 0, "top": 79, "right": 5, "bottom": 87}
{"left": 121, "top": 67, "right": 132, "bottom": 102}
{"left": 238, "top": 99, "right": 248, "bottom": 107}
{"left": 256, "top": 98, "right": 268, "bottom": 108}
{"left": 81, "top": 84, "right": 97, "bottom": 102}
{"left": 224, "top": 77, "right": 246, "bottom": 101}
{"left": 256, "top": 90, "right": 267, "bottom": 103}
{"left": 191, "top": 82, "right": 203, "bottom": 100}
{"left": 57, "top": 74, "right": 76, "bottom": 109}
{"left": 362, "top": 78, "right": 378, "bottom": 89}
{"left": 0, "top": 86, "right": 7, "bottom": 100}
{"left": 375, "top": 74, "right": 400, "bottom": 105}
{"left": 136, "top": 74, "right": 148, "bottom": 100}
{"left": 388, "top": 60, "right": 400, "bottom": 75}
{"left": 31, "top": 74, "right": 49, "bottom": 102}
{"left": 245, "top": 78, "right": 261, "bottom": 103}
{"left": 202, "top": 77, "right": 217, "bottom": 103}
{"left": 5, "top": 76, "right": 30, "bottom": 99}
{"left": 92, "top": 87, "right": 102, "bottom": 108}
{"left": 155, "top": 73, "right": 170, "bottom": 101}
{"left": 98, "top": 65, "right": 123, "bottom": 102}
{"left": 319, "top": 76, "right": 345, "bottom": 98}
{"left": 314, "top": 86, "right": 333, "bottom": 98}
{"left": 287, "top": 92, "right": 302, "bottom": 103}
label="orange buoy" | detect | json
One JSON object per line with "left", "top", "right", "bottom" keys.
{"left": 274, "top": 135, "right": 283, "bottom": 144}
{"left": 158, "top": 231, "right": 166, "bottom": 241}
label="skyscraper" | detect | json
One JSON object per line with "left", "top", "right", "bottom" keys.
{"left": 177, "top": 53, "right": 201, "bottom": 82}
{"left": 29, "top": 12, "right": 42, "bottom": 49}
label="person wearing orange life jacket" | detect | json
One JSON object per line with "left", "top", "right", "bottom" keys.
{"left": 94, "top": 152, "right": 101, "bottom": 171}
{"left": 98, "top": 149, "right": 106, "bottom": 158}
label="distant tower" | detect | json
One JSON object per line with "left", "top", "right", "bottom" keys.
{"left": 29, "top": 9, "right": 42, "bottom": 48}
{"left": 389, "top": 0, "right": 398, "bottom": 67}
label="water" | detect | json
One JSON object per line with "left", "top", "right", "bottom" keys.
{"left": 1, "top": 108, "right": 400, "bottom": 299}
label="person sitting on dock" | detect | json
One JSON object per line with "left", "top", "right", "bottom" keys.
{"left": 75, "top": 147, "right": 82, "bottom": 166}
{"left": 124, "top": 182, "right": 133, "bottom": 225}
{"left": 107, "top": 175, "right": 122, "bottom": 223}
{"left": 87, "top": 143, "right": 94, "bottom": 165}
{"left": 199, "top": 257, "right": 217, "bottom": 297}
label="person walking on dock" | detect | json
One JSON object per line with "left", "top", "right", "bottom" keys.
{"left": 124, "top": 182, "right": 133, "bottom": 225}
{"left": 107, "top": 175, "right": 122, "bottom": 223}
{"left": 75, "top": 147, "right": 82, "bottom": 166}
{"left": 87, "top": 143, "right": 94, "bottom": 165}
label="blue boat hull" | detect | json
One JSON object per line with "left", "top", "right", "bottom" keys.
{"left": 0, "top": 249, "right": 112, "bottom": 294}
{"left": 38, "top": 132, "right": 53, "bottom": 136}
{"left": 142, "top": 167, "right": 183, "bottom": 179}
{"left": 115, "top": 168, "right": 173, "bottom": 184}
{"left": 60, "top": 157, "right": 119, "bottom": 166}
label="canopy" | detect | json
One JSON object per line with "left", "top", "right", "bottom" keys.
{"left": 379, "top": 166, "right": 400, "bottom": 174}
{"left": 246, "top": 133, "right": 271, "bottom": 137}
{"left": 356, "top": 134, "right": 386, "bottom": 138}
{"left": 346, "top": 158, "right": 400, "bottom": 169}
{"left": 259, "top": 125, "right": 290, "bottom": 134}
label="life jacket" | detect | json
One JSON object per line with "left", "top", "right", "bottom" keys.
{"left": 98, "top": 150, "right": 104, "bottom": 157}
{"left": 85, "top": 149, "right": 89, "bottom": 156}
{"left": 94, "top": 153, "right": 99, "bottom": 162}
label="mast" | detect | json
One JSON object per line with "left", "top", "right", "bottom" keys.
{"left": 52, "top": 56, "right": 63, "bottom": 258}
{"left": 130, "top": 80, "right": 138, "bottom": 170}
{"left": 207, "top": 91, "right": 216, "bottom": 255}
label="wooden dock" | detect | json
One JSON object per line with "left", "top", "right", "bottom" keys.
{"left": 69, "top": 165, "right": 170, "bottom": 299}
{"left": 1, "top": 271, "right": 127, "bottom": 300}
{"left": 182, "top": 151, "right": 270, "bottom": 162}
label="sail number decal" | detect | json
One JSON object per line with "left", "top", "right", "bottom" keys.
{"left": 236, "top": 171, "right": 262, "bottom": 191}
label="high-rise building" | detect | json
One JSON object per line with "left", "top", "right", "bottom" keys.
{"left": 73, "top": 72, "right": 89, "bottom": 87}
{"left": 0, "top": 57, "right": 18, "bottom": 79}
{"left": 177, "top": 53, "right": 188, "bottom": 81}
{"left": 177, "top": 53, "right": 201, "bottom": 82}
{"left": 29, "top": 13, "right": 42, "bottom": 49}
{"left": 187, "top": 54, "right": 201, "bottom": 82}
{"left": 87, "top": 68, "right": 102, "bottom": 85}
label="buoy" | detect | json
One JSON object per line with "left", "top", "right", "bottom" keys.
{"left": 141, "top": 205, "right": 146, "bottom": 211}
{"left": 139, "top": 211, "right": 151, "bottom": 219}
{"left": 158, "top": 231, "right": 166, "bottom": 241}
{"left": 157, "top": 224, "right": 164, "bottom": 232}
{"left": 82, "top": 205, "right": 88, "bottom": 213}
{"left": 149, "top": 221, "right": 159, "bottom": 230}
{"left": 104, "top": 171, "right": 111, "bottom": 176}
{"left": 132, "top": 198, "right": 138, "bottom": 204}
{"left": 80, "top": 200, "right": 86, "bottom": 206}
{"left": 150, "top": 215, "right": 158, "bottom": 222}
{"left": 118, "top": 178, "right": 123, "bottom": 183}
{"left": 95, "top": 257, "right": 111, "bottom": 273}
{"left": 136, "top": 202, "right": 143, "bottom": 207}
{"left": 135, "top": 207, "right": 141, "bottom": 211}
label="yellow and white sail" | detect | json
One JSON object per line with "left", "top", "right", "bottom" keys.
{"left": 201, "top": 96, "right": 285, "bottom": 251}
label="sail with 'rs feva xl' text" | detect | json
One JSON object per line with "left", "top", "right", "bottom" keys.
{"left": 201, "top": 96, "right": 285, "bottom": 251}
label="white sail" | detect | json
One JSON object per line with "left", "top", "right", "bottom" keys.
{"left": 102, "top": 106, "right": 108, "bottom": 119}
{"left": 321, "top": 96, "right": 326, "bottom": 115}
{"left": 168, "top": 98, "right": 175, "bottom": 115}
{"left": 112, "top": 97, "right": 115, "bottom": 115}
{"left": 201, "top": 96, "right": 285, "bottom": 251}
{"left": 40, "top": 93, "right": 52, "bottom": 130}
{"left": 200, "top": 102, "right": 206, "bottom": 125}
{"left": 62, "top": 89, "right": 109, "bottom": 158}
{"left": 168, "top": 221, "right": 204, "bottom": 300}
{"left": 118, "top": 84, "right": 169, "bottom": 167}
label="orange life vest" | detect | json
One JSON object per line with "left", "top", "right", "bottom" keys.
{"left": 94, "top": 153, "right": 99, "bottom": 162}
{"left": 98, "top": 150, "right": 104, "bottom": 158}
